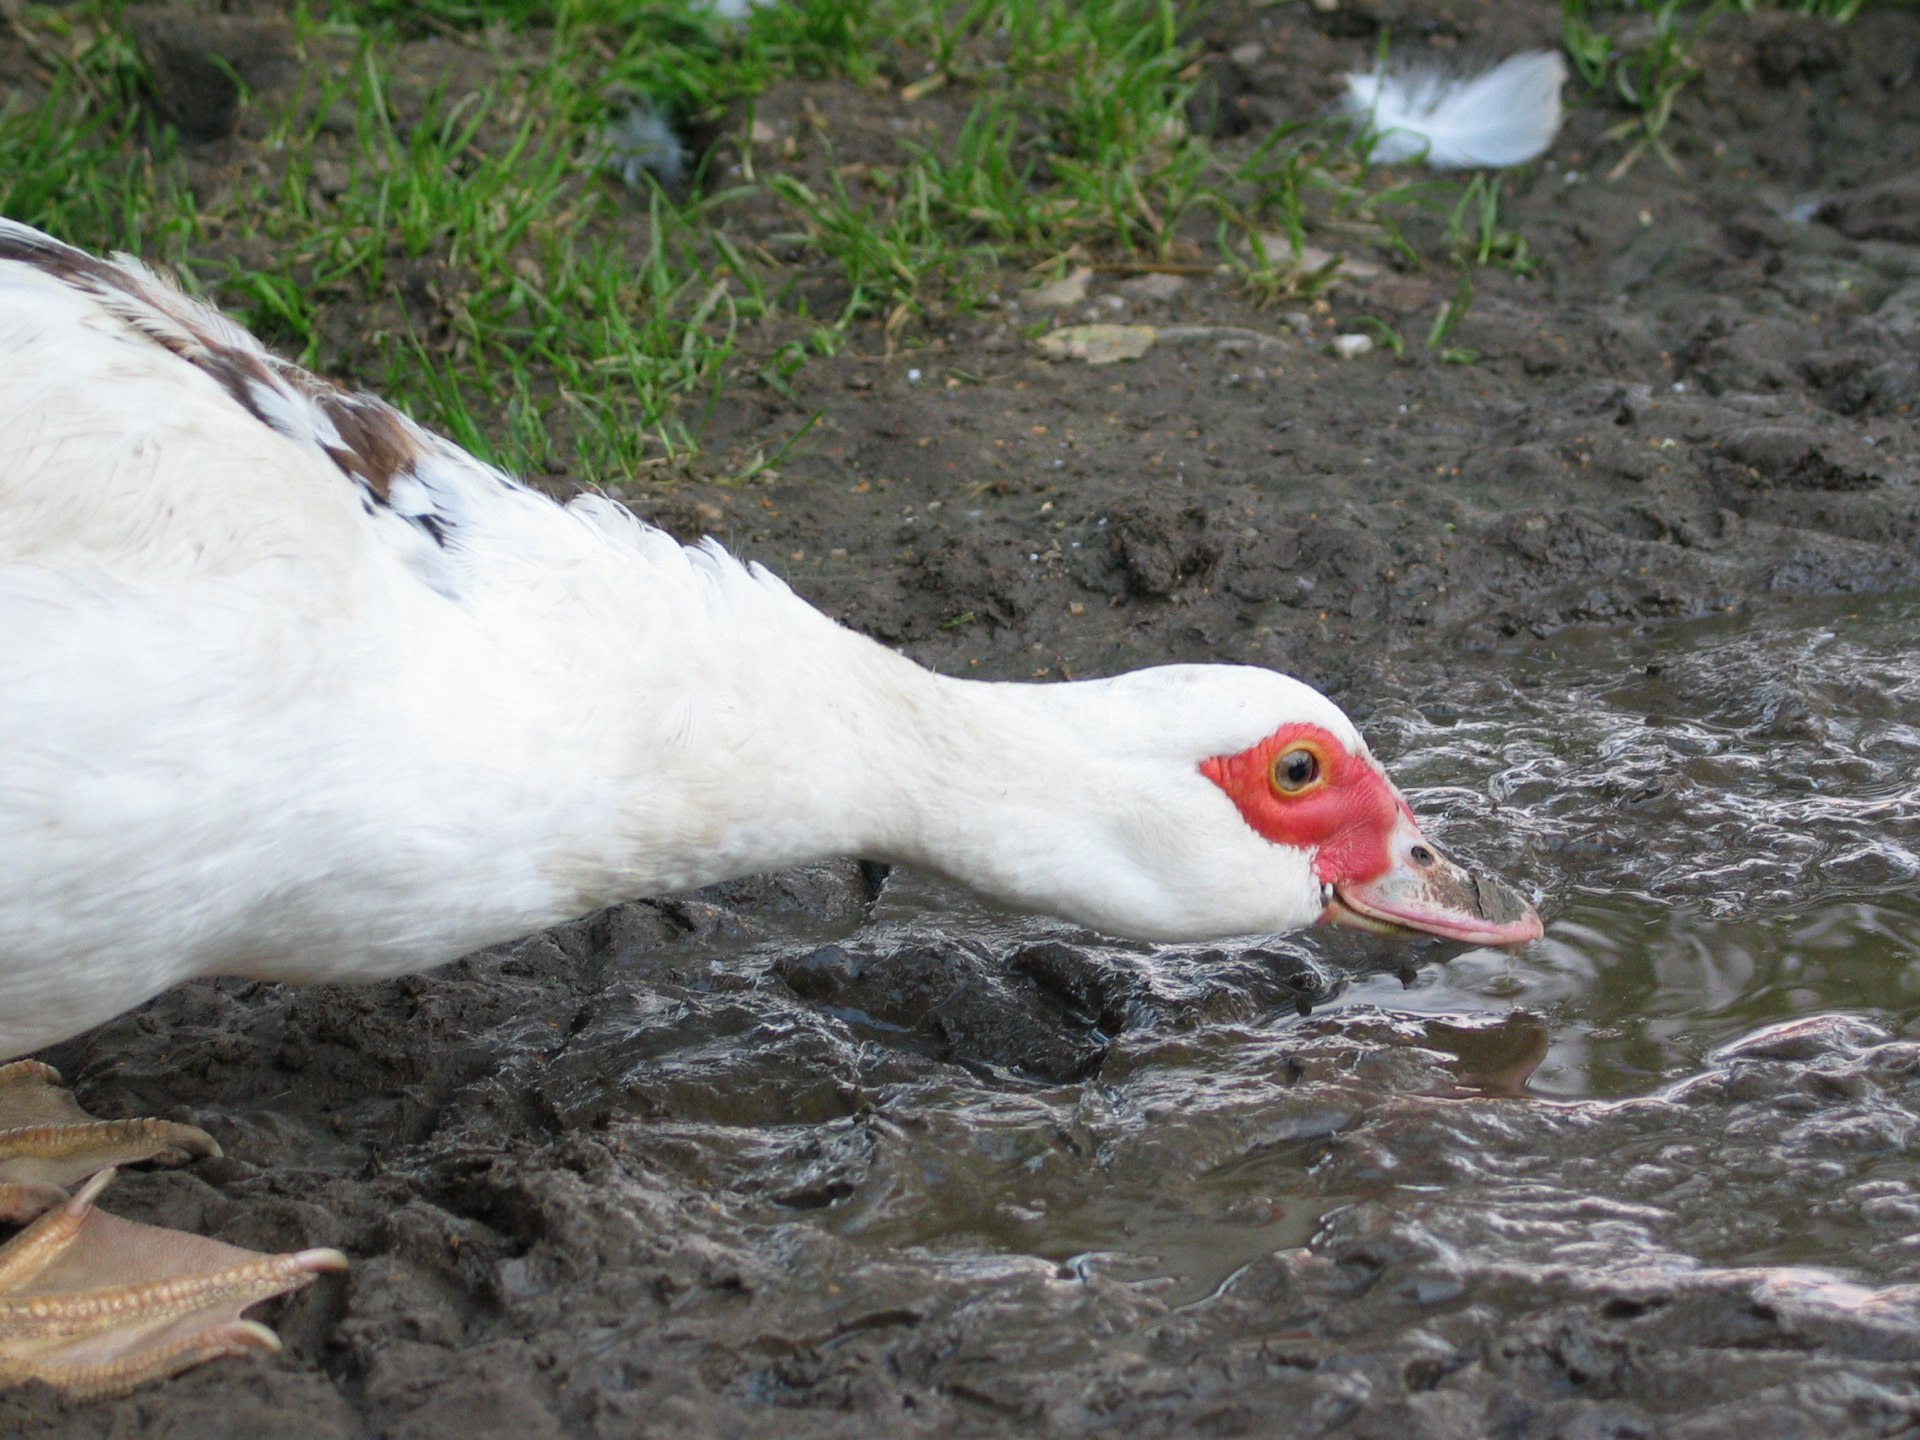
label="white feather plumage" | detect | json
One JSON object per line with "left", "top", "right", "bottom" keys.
{"left": 1343, "top": 51, "right": 1567, "bottom": 170}
{"left": 0, "top": 218, "right": 1379, "bottom": 1059}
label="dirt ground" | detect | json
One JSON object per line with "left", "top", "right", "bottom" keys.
{"left": 6, "top": 0, "right": 1920, "bottom": 1435}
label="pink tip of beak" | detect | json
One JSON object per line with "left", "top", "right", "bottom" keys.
{"left": 1322, "top": 820, "right": 1542, "bottom": 947}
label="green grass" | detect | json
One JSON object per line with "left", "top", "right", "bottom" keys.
{"left": 12, "top": 0, "right": 1787, "bottom": 485}
{"left": 1562, "top": 0, "right": 1714, "bottom": 176}
{"left": 212, "top": 40, "right": 760, "bottom": 473}
{"left": 0, "top": 15, "right": 190, "bottom": 254}
{"left": 5, "top": 0, "right": 787, "bottom": 476}
{"left": 1445, "top": 174, "right": 1534, "bottom": 275}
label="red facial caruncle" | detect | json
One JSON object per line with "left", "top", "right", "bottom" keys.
{"left": 1200, "top": 722, "right": 1545, "bottom": 947}
{"left": 1199, "top": 723, "right": 1412, "bottom": 890}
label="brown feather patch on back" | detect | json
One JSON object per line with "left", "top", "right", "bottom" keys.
{"left": 281, "top": 377, "right": 424, "bottom": 501}
{"left": 0, "top": 225, "right": 421, "bottom": 507}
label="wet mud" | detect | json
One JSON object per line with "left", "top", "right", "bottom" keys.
{"left": 8, "top": 0, "right": 1920, "bottom": 1435}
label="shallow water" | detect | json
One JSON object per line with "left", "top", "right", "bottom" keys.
{"left": 1363, "top": 893, "right": 1920, "bottom": 1101}
{"left": 510, "top": 591, "right": 1920, "bottom": 1390}
{"left": 1368, "top": 592, "right": 1920, "bottom": 1102}
{"left": 739, "top": 591, "right": 1920, "bottom": 1305}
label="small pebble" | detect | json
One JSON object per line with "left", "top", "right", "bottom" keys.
{"left": 1117, "top": 272, "right": 1186, "bottom": 304}
{"left": 1331, "top": 333, "right": 1374, "bottom": 360}
{"left": 1025, "top": 267, "right": 1093, "bottom": 309}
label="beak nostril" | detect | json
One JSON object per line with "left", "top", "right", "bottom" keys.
{"left": 1409, "top": 844, "right": 1435, "bottom": 868}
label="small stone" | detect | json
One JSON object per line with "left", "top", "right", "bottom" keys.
{"left": 319, "top": 100, "right": 355, "bottom": 137}
{"left": 1025, "top": 267, "right": 1094, "bottom": 309}
{"left": 1331, "top": 333, "right": 1375, "bottom": 360}
{"left": 1365, "top": 275, "right": 1441, "bottom": 313}
{"left": 1116, "top": 272, "right": 1187, "bottom": 304}
{"left": 1244, "top": 240, "right": 1386, "bottom": 286}
{"left": 1036, "top": 324, "right": 1159, "bottom": 366}
{"left": 308, "top": 158, "right": 349, "bottom": 200}
{"left": 1229, "top": 41, "right": 1266, "bottom": 68}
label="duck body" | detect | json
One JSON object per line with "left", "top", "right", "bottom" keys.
{"left": 0, "top": 219, "right": 1539, "bottom": 1062}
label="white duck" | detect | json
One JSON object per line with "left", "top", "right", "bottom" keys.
{"left": 0, "top": 218, "right": 1540, "bottom": 1395}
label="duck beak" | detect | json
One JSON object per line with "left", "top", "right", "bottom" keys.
{"left": 1322, "top": 817, "right": 1542, "bottom": 947}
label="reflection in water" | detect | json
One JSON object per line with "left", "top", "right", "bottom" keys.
{"left": 1357, "top": 592, "right": 1920, "bottom": 1099}
{"left": 1348, "top": 894, "right": 1920, "bottom": 1099}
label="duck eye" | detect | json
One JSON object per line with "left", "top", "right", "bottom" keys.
{"left": 1271, "top": 747, "right": 1321, "bottom": 795}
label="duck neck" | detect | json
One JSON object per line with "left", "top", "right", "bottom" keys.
{"left": 560, "top": 593, "right": 1129, "bottom": 928}
{"left": 861, "top": 670, "right": 1144, "bottom": 925}
{"left": 603, "top": 603, "right": 1237, "bottom": 940}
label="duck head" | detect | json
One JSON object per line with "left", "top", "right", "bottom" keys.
{"left": 1199, "top": 716, "right": 1543, "bottom": 947}
{"left": 914, "top": 663, "right": 1543, "bottom": 948}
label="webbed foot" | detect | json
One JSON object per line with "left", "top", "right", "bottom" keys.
{"left": 0, "top": 1062, "right": 347, "bottom": 1396}
{"left": 0, "top": 1060, "right": 218, "bottom": 1220}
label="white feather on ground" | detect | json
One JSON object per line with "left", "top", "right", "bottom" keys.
{"left": 1342, "top": 51, "right": 1567, "bottom": 170}
{"left": 594, "top": 103, "right": 690, "bottom": 188}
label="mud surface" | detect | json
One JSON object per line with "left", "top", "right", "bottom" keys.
{"left": 8, "top": 0, "right": 1920, "bottom": 1435}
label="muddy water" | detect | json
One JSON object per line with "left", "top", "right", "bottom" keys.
{"left": 1367, "top": 593, "right": 1920, "bottom": 1111}
{"left": 570, "top": 592, "right": 1920, "bottom": 1337}
{"left": 1393, "top": 603, "right": 1920, "bottom": 1114}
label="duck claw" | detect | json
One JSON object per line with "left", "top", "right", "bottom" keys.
{"left": 0, "top": 1061, "right": 220, "bottom": 1193}
{"left": 0, "top": 1065, "right": 348, "bottom": 1396}
{"left": 0, "top": 1170, "right": 347, "bottom": 1396}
